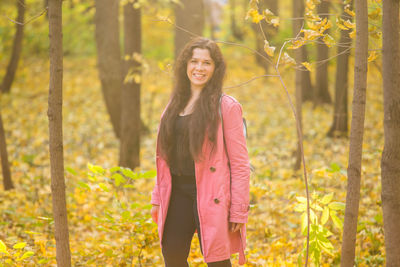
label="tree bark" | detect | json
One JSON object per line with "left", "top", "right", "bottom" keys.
{"left": 340, "top": 0, "right": 368, "bottom": 266}
{"left": 48, "top": 0, "right": 71, "bottom": 266}
{"left": 292, "top": 0, "right": 303, "bottom": 170}
{"left": 174, "top": 0, "right": 204, "bottom": 58}
{"left": 251, "top": 0, "right": 278, "bottom": 74}
{"left": 94, "top": 0, "right": 122, "bottom": 139}
{"left": 0, "top": 111, "right": 13, "bottom": 190}
{"left": 327, "top": 0, "right": 353, "bottom": 138}
{"left": 381, "top": 0, "right": 400, "bottom": 265}
{"left": 1, "top": 0, "right": 25, "bottom": 94}
{"left": 229, "top": 0, "right": 244, "bottom": 40}
{"left": 119, "top": 1, "right": 141, "bottom": 169}
{"left": 314, "top": 0, "right": 331, "bottom": 105}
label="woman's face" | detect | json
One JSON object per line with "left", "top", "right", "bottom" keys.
{"left": 186, "top": 48, "right": 215, "bottom": 91}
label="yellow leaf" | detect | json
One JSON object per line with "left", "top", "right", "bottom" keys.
{"left": 263, "top": 8, "right": 274, "bottom": 16}
{"left": 321, "top": 206, "right": 329, "bottom": 225}
{"left": 302, "top": 62, "right": 312, "bottom": 72}
{"left": 344, "top": 5, "right": 355, "bottom": 17}
{"left": 263, "top": 40, "right": 275, "bottom": 57}
{"left": 368, "top": 51, "right": 378, "bottom": 62}
{"left": 302, "top": 29, "right": 321, "bottom": 41}
{"left": 287, "top": 38, "right": 305, "bottom": 50}
{"left": 343, "top": 19, "right": 355, "bottom": 29}
{"left": 246, "top": 9, "right": 264, "bottom": 23}
{"left": 349, "top": 30, "right": 356, "bottom": 39}
{"left": 13, "top": 242, "right": 26, "bottom": 249}
{"left": 270, "top": 18, "right": 279, "bottom": 27}
{"left": 281, "top": 52, "right": 296, "bottom": 65}
{"left": 0, "top": 240, "right": 9, "bottom": 255}
{"left": 322, "top": 34, "right": 335, "bottom": 47}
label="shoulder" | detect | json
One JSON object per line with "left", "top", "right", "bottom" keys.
{"left": 221, "top": 94, "right": 242, "bottom": 110}
{"left": 220, "top": 94, "right": 243, "bottom": 117}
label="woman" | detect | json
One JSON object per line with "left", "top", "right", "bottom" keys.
{"left": 151, "top": 37, "right": 250, "bottom": 266}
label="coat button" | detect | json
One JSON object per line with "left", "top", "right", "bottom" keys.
{"left": 210, "top": 166, "right": 216, "bottom": 172}
{"left": 214, "top": 198, "right": 220, "bottom": 204}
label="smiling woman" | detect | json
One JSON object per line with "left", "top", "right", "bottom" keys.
{"left": 150, "top": 37, "right": 251, "bottom": 266}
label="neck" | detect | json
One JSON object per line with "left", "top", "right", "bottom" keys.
{"left": 190, "top": 87, "right": 202, "bottom": 100}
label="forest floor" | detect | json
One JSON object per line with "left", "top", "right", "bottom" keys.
{"left": 0, "top": 48, "right": 385, "bottom": 266}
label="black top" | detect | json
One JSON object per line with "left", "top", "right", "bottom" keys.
{"left": 170, "top": 114, "right": 196, "bottom": 185}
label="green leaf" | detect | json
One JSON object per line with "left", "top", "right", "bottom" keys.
{"left": 313, "top": 204, "right": 323, "bottom": 211}
{"left": 301, "top": 213, "right": 308, "bottom": 235}
{"left": 0, "top": 240, "right": 9, "bottom": 254}
{"left": 294, "top": 203, "right": 306, "bottom": 212}
{"left": 140, "top": 170, "right": 157, "bottom": 179}
{"left": 310, "top": 209, "right": 317, "bottom": 224}
{"left": 122, "top": 168, "right": 137, "bottom": 179}
{"left": 98, "top": 183, "right": 109, "bottom": 192}
{"left": 326, "top": 163, "right": 340, "bottom": 173}
{"left": 329, "top": 202, "right": 345, "bottom": 210}
{"left": 296, "top": 196, "right": 307, "bottom": 203}
{"left": 13, "top": 242, "right": 26, "bottom": 249}
{"left": 18, "top": 251, "right": 34, "bottom": 261}
{"left": 87, "top": 163, "right": 105, "bottom": 175}
{"left": 77, "top": 181, "right": 91, "bottom": 191}
{"left": 110, "top": 166, "right": 121, "bottom": 173}
{"left": 112, "top": 173, "right": 126, "bottom": 186}
{"left": 65, "top": 166, "right": 78, "bottom": 175}
{"left": 122, "top": 210, "right": 130, "bottom": 220}
{"left": 320, "top": 193, "right": 334, "bottom": 204}
{"left": 321, "top": 206, "right": 329, "bottom": 225}
{"left": 331, "top": 212, "right": 343, "bottom": 230}
{"left": 123, "top": 184, "right": 135, "bottom": 189}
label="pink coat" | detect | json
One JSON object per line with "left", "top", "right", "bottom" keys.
{"left": 151, "top": 95, "right": 250, "bottom": 264}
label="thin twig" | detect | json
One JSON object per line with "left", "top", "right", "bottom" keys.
{"left": 223, "top": 74, "right": 280, "bottom": 90}
{"left": 2, "top": 7, "right": 48, "bottom": 26}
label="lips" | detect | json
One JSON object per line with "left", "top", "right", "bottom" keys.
{"left": 192, "top": 73, "right": 206, "bottom": 79}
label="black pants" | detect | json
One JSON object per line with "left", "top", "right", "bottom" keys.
{"left": 161, "top": 184, "right": 231, "bottom": 267}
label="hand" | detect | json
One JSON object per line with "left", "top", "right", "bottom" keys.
{"left": 151, "top": 205, "right": 160, "bottom": 223}
{"left": 229, "top": 222, "right": 244, "bottom": 232}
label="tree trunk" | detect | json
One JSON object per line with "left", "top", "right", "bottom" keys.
{"left": 301, "top": 45, "right": 314, "bottom": 102}
{"left": 94, "top": 0, "right": 122, "bottom": 139}
{"left": 314, "top": 0, "right": 331, "bottom": 105}
{"left": 327, "top": 0, "right": 353, "bottom": 138}
{"left": 340, "top": 0, "right": 368, "bottom": 266}
{"left": 292, "top": 0, "right": 303, "bottom": 170}
{"left": 48, "top": 0, "right": 71, "bottom": 266}
{"left": 1, "top": 0, "right": 25, "bottom": 94}
{"left": 381, "top": 0, "right": 400, "bottom": 265}
{"left": 251, "top": 0, "right": 278, "bottom": 73}
{"left": 229, "top": 0, "right": 244, "bottom": 41}
{"left": 119, "top": 1, "right": 141, "bottom": 169}
{"left": 0, "top": 111, "right": 13, "bottom": 190}
{"left": 174, "top": 0, "right": 204, "bottom": 58}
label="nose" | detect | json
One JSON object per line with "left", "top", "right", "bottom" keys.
{"left": 195, "top": 62, "right": 205, "bottom": 70}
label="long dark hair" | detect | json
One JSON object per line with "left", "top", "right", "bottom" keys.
{"left": 158, "top": 37, "right": 226, "bottom": 165}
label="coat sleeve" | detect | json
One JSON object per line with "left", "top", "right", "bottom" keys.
{"left": 223, "top": 101, "right": 250, "bottom": 223}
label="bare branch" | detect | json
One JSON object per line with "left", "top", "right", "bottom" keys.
{"left": 2, "top": 7, "right": 48, "bottom": 26}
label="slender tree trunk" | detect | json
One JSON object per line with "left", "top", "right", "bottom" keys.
{"left": 174, "top": 0, "right": 204, "bottom": 58}
{"left": 381, "top": 0, "right": 400, "bottom": 265}
{"left": 340, "top": 0, "right": 368, "bottom": 266}
{"left": 119, "top": 1, "right": 141, "bottom": 169}
{"left": 48, "top": 0, "right": 71, "bottom": 266}
{"left": 1, "top": 0, "right": 25, "bottom": 93}
{"left": 314, "top": 0, "right": 331, "bottom": 105}
{"left": 292, "top": 0, "right": 313, "bottom": 103}
{"left": 327, "top": 0, "right": 353, "bottom": 138}
{"left": 0, "top": 111, "right": 13, "bottom": 190}
{"left": 229, "top": 0, "right": 244, "bottom": 40}
{"left": 94, "top": 0, "right": 122, "bottom": 139}
{"left": 251, "top": 0, "right": 278, "bottom": 73}
{"left": 292, "top": 0, "right": 303, "bottom": 170}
